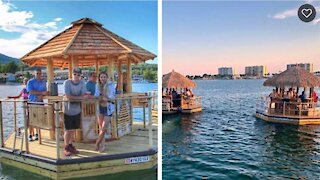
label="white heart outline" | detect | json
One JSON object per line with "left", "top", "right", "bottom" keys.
{"left": 301, "top": 8, "right": 313, "bottom": 18}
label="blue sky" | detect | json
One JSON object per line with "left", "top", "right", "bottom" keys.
{"left": 163, "top": 1, "right": 320, "bottom": 74}
{"left": 0, "top": 0, "right": 158, "bottom": 63}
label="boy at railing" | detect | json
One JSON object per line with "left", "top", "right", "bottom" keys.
{"left": 63, "top": 68, "right": 89, "bottom": 156}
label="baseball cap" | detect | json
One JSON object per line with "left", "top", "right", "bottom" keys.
{"left": 73, "top": 68, "right": 82, "bottom": 74}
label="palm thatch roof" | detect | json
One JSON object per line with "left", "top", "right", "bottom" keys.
{"left": 263, "top": 67, "right": 320, "bottom": 87}
{"left": 163, "top": 70, "right": 196, "bottom": 88}
{"left": 21, "top": 18, "right": 156, "bottom": 68}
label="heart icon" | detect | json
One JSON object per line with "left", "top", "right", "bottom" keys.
{"left": 301, "top": 8, "right": 312, "bottom": 18}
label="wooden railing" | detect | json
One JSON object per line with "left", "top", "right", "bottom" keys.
{"left": 257, "top": 96, "right": 320, "bottom": 118}
{"left": 181, "top": 96, "right": 202, "bottom": 109}
{"left": 0, "top": 94, "right": 155, "bottom": 160}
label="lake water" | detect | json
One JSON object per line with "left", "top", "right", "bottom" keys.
{"left": 0, "top": 82, "right": 157, "bottom": 180}
{"left": 163, "top": 80, "right": 320, "bottom": 180}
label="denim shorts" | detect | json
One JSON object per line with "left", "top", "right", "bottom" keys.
{"left": 99, "top": 106, "right": 112, "bottom": 117}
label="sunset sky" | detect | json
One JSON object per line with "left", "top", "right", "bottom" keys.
{"left": 163, "top": 1, "right": 320, "bottom": 75}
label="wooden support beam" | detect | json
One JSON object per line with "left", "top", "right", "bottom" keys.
{"left": 126, "top": 59, "right": 132, "bottom": 93}
{"left": 71, "top": 55, "right": 78, "bottom": 69}
{"left": 108, "top": 60, "right": 114, "bottom": 82}
{"left": 0, "top": 102, "right": 3, "bottom": 147}
{"left": 116, "top": 62, "right": 123, "bottom": 92}
{"left": 148, "top": 98, "right": 153, "bottom": 149}
{"left": 46, "top": 58, "right": 54, "bottom": 92}
{"left": 95, "top": 59, "right": 99, "bottom": 76}
{"left": 61, "top": 61, "right": 68, "bottom": 70}
{"left": 68, "top": 59, "right": 72, "bottom": 79}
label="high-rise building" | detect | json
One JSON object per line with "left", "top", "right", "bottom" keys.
{"left": 245, "top": 65, "right": 267, "bottom": 77}
{"left": 218, "top": 67, "right": 234, "bottom": 76}
{"left": 287, "top": 63, "right": 313, "bottom": 72}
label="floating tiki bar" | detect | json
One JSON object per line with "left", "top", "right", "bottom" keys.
{"left": 162, "top": 70, "right": 202, "bottom": 115}
{"left": 256, "top": 67, "right": 320, "bottom": 125}
{"left": 0, "top": 18, "right": 158, "bottom": 179}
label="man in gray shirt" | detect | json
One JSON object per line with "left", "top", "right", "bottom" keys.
{"left": 63, "top": 68, "right": 88, "bottom": 156}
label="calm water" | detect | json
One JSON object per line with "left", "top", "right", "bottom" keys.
{"left": 0, "top": 82, "right": 157, "bottom": 180}
{"left": 163, "top": 80, "right": 320, "bottom": 180}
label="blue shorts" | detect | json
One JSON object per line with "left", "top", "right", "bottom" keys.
{"left": 99, "top": 106, "right": 112, "bottom": 117}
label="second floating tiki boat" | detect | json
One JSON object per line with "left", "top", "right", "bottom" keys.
{"left": 256, "top": 67, "right": 320, "bottom": 125}
{"left": 162, "top": 70, "right": 202, "bottom": 115}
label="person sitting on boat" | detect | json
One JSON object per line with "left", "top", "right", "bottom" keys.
{"left": 63, "top": 68, "right": 89, "bottom": 156}
{"left": 288, "top": 88, "right": 294, "bottom": 99}
{"left": 27, "top": 69, "right": 49, "bottom": 141}
{"left": 299, "top": 91, "right": 307, "bottom": 103}
{"left": 189, "top": 88, "right": 194, "bottom": 98}
{"left": 172, "top": 88, "right": 179, "bottom": 107}
{"left": 282, "top": 91, "right": 290, "bottom": 103}
{"left": 86, "top": 71, "right": 97, "bottom": 96}
{"left": 94, "top": 72, "right": 115, "bottom": 153}
{"left": 269, "top": 89, "right": 277, "bottom": 101}
{"left": 313, "top": 91, "right": 318, "bottom": 104}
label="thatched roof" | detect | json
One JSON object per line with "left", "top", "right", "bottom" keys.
{"left": 163, "top": 70, "right": 196, "bottom": 88}
{"left": 21, "top": 18, "right": 156, "bottom": 68}
{"left": 263, "top": 67, "right": 320, "bottom": 87}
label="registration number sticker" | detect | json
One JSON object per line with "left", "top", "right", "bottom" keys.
{"left": 125, "top": 156, "right": 150, "bottom": 164}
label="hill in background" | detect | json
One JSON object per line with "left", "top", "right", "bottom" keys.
{"left": 0, "top": 53, "right": 21, "bottom": 64}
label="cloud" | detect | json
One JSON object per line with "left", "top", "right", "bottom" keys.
{"left": 271, "top": 9, "right": 297, "bottom": 19}
{"left": 312, "top": 18, "right": 320, "bottom": 24}
{"left": 0, "top": 1, "right": 63, "bottom": 58}
{"left": 54, "top": 17, "right": 63, "bottom": 22}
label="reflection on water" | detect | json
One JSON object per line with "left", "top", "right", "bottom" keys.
{"left": 163, "top": 80, "right": 320, "bottom": 179}
{"left": 0, "top": 83, "right": 157, "bottom": 179}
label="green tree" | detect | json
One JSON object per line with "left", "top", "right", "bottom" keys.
{"left": 6, "top": 61, "right": 18, "bottom": 73}
{"left": 25, "top": 71, "right": 32, "bottom": 79}
{"left": 143, "top": 69, "right": 157, "bottom": 82}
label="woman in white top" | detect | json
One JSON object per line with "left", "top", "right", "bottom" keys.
{"left": 94, "top": 72, "right": 115, "bottom": 152}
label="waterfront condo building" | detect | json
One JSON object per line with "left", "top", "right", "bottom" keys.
{"left": 245, "top": 65, "right": 267, "bottom": 77}
{"left": 218, "top": 67, "right": 234, "bottom": 76}
{"left": 287, "top": 63, "right": 313, "bottom": 73}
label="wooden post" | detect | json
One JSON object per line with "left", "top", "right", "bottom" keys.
{"left": 47, "top": 58, "right": 55, "bottom": 140}
{"left": 68, "top": 61, "right": 72, "bottom": 79}
{"left": 72, "top": 56, "right": 81, "bottom": 142}
{"left": 13, "top": 101, "right": 17, "bottom": 132}
{"left": 54, "top": 102, "right": 60, "bottom": 159}
{"left": 148, "top": 97, "right": 153, "bottom": 149}
{"left": 117, "top": 62, "right": 123, "bottom": 92}
{"left": 108, "top": 60, "right": 114, "bottom": 82}
{"left": 47, "top": 58, "right": 54, "bottom": 92}
{"left": 152, "top": 91, "right": 156, "bottom": 110}
{"left": 130, "top": 98, "right": 133, "bottom": 132}
{"left": 126, "top": 59, "right": 132, "bottom": 93}
{"left": 70, "top": 55, "right": 78, "bottom": 80}
{"left": 95, "top": 59, "right": 99, "bottom": 76}
{"left": 143, "top": 103, "right": 146, "bottom": 129}
{"left": 115, "top": 99, "right": 118, "bottom": 139}
{"left": 0, "top": 102, "right": 3, "bottom": 147}
{"left": 23, "top": 102, "right": 29, "bottom": 153}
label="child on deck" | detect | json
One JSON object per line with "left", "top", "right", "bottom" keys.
{"left": 7, "top": 78, "right": 36, "bottom": 141}
{"left": 94, "top": 72, "right": 115, "bottom": 152}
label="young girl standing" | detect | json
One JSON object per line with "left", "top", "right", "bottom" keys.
{"left": 94, "top": 72, "right": 115, "bottom": 152}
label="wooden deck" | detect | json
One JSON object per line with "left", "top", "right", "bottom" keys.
{"left": 3, "top": 123, "right": 157, "bottom": 160}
